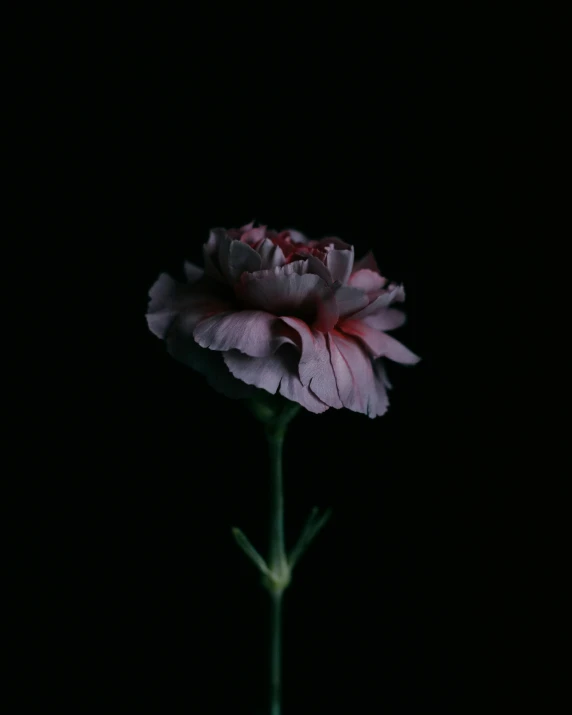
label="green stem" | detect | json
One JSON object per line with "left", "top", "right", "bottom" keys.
{"left": 266, "top": 424, "right": 288, "bottom": 715}
{"left": 270, "top": 591, "right": 283, "bottom": 715}
{"left": 234, "top": 399, "right": 332, "bottom": 712}
{"left": 267, "top": 427, "right": 287, "bottom": 575}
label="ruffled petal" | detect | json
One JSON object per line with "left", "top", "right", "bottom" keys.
{"left": 324, "top": 245, "right": 354, "bottom": 285}
{"left": 312, "top": 289, "right": 339, "bottom": 333}
{"left": 193, "top": 310, "right": 293, "bottom": 357}
{"left": 327, "top": 331, "right": 389, "bottom": 417}
{"left": 348, "top": 269, "right": 387, "bottom": 292}
{"left": 349, "top": 284, "right": 406, "bottom": 323}
{"left": 255, "top": 238, "right": 287, "bottom": 269}
{"left": 223, "top": 347, "right": 329, "bottom": 413}
{"left": 305, "top": 255, "right": 334, "bottom": 285}
{"left": 146, "top": 273, "right": 231, "bottom": 339}
{"left": 340, "top": 319, "right": 419, "bottom": 364}
{"left": 240, "top": 226, "right": 267, "bottom": 246}
{"left": 239, "top": 262, "right": 329, "bottom": 316}
{"left": 279, "top": 318, "right": 343, "bottom": 409}
{"left": 146, "top": 273, "right": 180, "bottom": 339}
{"left": 183, "top": 261, "right": 204, "bottom": 284}
{"left": 375, "top": 333, "right": 421, "bottom": 364}
{"left": 287, "top": 229, "right": 311, "bottom": 244}
{"left": 374, "top": 358, "right": 393, "bottom": 389}
{"left": 360, "top": 308, "right": 406, "bottom": 331}
{"left": 352, "top": 250, "right": 380, "bottom": 274}
{"left": 203, "top": 228, "right": 227, "bottom": 281}
{"left": 218, "top": 235, "right": 261, "bottom": 283}
{"left": 333, "top": 285, "right": 369, "bottom": 319}
{"left": 227, "top": 221, "right": 255, "bottom": 239}
{"left": 338, "top": 319, "right": 388, "bottom": 357}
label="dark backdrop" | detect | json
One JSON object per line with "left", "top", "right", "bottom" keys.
{"left": 44, "top": 14, "right": 547, "bottom": 715}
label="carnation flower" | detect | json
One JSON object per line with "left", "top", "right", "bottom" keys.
{"left": 146, "top": 222, "right": 420, "bottom": 417}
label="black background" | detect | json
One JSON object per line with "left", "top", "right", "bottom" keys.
{"left": 29, "top": 11, "right": 554, "bottom": 715}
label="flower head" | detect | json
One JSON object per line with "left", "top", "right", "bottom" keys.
{"left": 147, "top": 222, "right": 420, "bottom": 417}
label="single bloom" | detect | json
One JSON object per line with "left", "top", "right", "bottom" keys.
{"left": 146, "top": 222, "right": 420, "bottom": 417}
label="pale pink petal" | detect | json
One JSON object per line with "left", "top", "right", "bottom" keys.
{"left": 371, "top": 360, "right": 391, "bottom": 414}
{"left": 146, "top": 273, "right": 179, "bottom": 339}
{"left": 260, "top": 255, "right": 331, "bottom": 284}
{"left": 239, "top": 262, "right": 329, "bottom": 316}
{"left": 180, "top": 293, "right": 234, "bottom": 333}
{"left": 148, "top": 267, "right": 239, "bottom": 352}
{"left": 328, "top": 331, "right": 389, "bottom": 417}
{"left": 287, "top": 229, "right": 311, "bottom": 244}
{"left": 352, "top": 250, "right": 380, "bottom": 274}
{"left": 360, "top": 308, "right": 406, "bottom": 331}
{"left": 279, "top": 318, "right": 343, "bottom": 408}
{"left": 375, "top": 333, "right": 421, "bottom": 365}
{"left": 146, "top": 274, "right": 231, "bottom": 339}
{"left": 236, "top": 221, "right": 255, "bottom": 235}
{"left": 340, "top": 318, "right": 419, "bottom": 363}
{"left": 183, "top": 261, "right": 203, "bottom": 284}
{"left": 240, "top": 226, "right": 267, "bottom": 245}
{"left": 256, "top": 238, "right": 287, "bottom": 269}
{"left": 324, "top": 245, "right": 354, "bottom": 285}
{"left": 202, "top": 228, "right": 227, "bottom": 281}
{"left": 348, "top": 269, "right": 387, "bottom": 292}
{"left": 218, "top": 236, "right": 261, "bottom": 283}
{"left": 193, "top": 310, "right": 292, "bottom": 357}
{"left": 278, "top": 316, "right": 315, "bottom": 358}
{"left": 227, "top": 222, "right": 256, "bottom": 240}
{"left": 223, "top": 347, "right": 329, "bottom": 413}
{"left": 147, "top": 274, "right": 255, "bottom": 398}
{"left": 327, "top": 331, "right": 367, "bottom": 413}
{"left": 333, "top": 285, "right": 369, "bottom": 318}
{"left": 349, "top": 285, "right": 406, "bottom": 323}
{"left": 305, "top": 255, "right": 334, "bottom": 285}
{"left": 374, "top": 358, "right": 393, "bottom": 389}
{"left": 338, "top": 319, "right": 388, "bottom": 357}
{"left": 312, "top": 289, "right": 339, "bottom": 333}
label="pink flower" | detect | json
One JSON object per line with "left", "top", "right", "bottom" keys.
{"left": 146, "top": 222, "right": 420, "bottom": 417}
